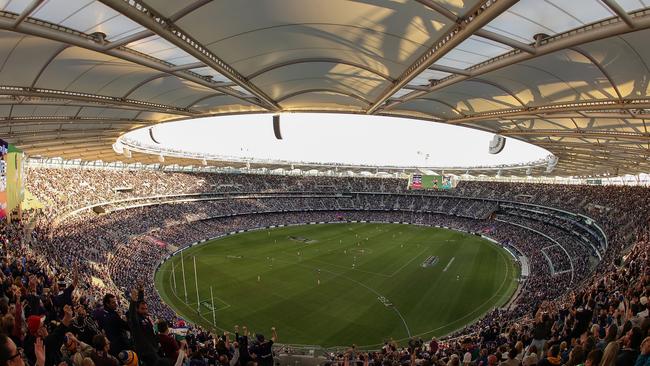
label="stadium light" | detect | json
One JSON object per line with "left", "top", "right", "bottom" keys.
{"left": 112, "top": 141, "right": 124, "bottom": 154}
{"left": 488, "top": 135, "right": 506, "bottom": 154}
{"left": 546, "top": 156, "right": 559, "bottom": 173}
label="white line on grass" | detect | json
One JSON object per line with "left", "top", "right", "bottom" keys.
{"left": 388, "top": 247, "right": 429, "bottom": 277}
{"left": 165, "top": 267, "right": 228, "bottom": 333}
{"left": 184, "top": 298, "right": 232, "bottom": 312}
{"left": 442, "top": 257, "right": 455, "bottom": 272}
{"left": 358, "top": 247, "right": 514, "bottom": 348}
{"left": 163, "top": 228, "right": 513, "bottom": 348}
{"left": 294, "top": 262, "right": 412, "bottom": 339}
{"left": 249, "top": 253, "right": 413, "bottom": 339}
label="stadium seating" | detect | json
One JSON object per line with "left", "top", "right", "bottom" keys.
{"left": 1, "top": 167, "right": 647, "bottom": 366}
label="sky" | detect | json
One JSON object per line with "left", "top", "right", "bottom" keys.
{"left": 125, "top": 113, "right": 550, "bottom": 167}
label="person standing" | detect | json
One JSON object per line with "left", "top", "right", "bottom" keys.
{"left": 127, "top": 285, "right": 168, "bottom": 366}
{"left": 95, "top": 294, "right": 129, "bottom": 357}
{"left": 251, "top": 327, "right": 277, "bottom": 366}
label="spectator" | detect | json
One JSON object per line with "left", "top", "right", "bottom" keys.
{"left": 601, "top": 343, "right": 621, "bottom": 366}
{"left": 89, "top": 335, "right": 118, "bottom": 366}
{"left": 60, "top": 333, "right": 94, "bottom": 366}
{"left": 157, "top": 321, "right": 179, "bottom": 364}
{"left": 634, "top": 338, "right": 650, "bottom": 366}
{"left": 617, "top": 328, "right": 644, "bottom": 366}
{"left": 127, "top": 286, "right": 167, "bottom": 366}
{"left": 95, "top": 295, "right": 129, "bottom": 357}
{"left": 251, "top": 328, "right": 277, "bottom": 366}
{"left": 539, "top": 345, "right": 562, "bottom": 366}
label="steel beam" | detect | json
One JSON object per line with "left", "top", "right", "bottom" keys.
{"left": 601, "top": 0, "right": 636, "bottom": 28}
{"left": 0, "top": 85, "right": 197, "bottom": 116}
{"left": 0, "top": 13, "right": 269, "bottom": 110}
{"left": 6, "top": 127, "right": 123, "bottom": 139}
{"left": 404, "top": 85, "right": 433, "bottom": 91}
{"left": 500, "top": 129, "right": 650, "bottom": 141}
{"left": 366, "top": 0, "right": 519, "bottom": 114}
{"left": 427, "top": 64, "right": 472, "bottom": 76}
{"left": 474, "top": 29, "right": 536, "bottom": 54}
{"left": 0, "top": 98, "right": 182, "bottom": 116}
{"left": 415, "top": 0, "right": 459, "bottom": 21}
{"left": 16, "top": 137, "right": 114, "bottom": 150}
{"left": 57, "top": 151, "right": 117, "bottom": 160}
{"left": 386, "top": 8, "right": 650, "bottom": 110}
{"left": 97, "top": 0, "right": 280, "bottom": 111}
{"left": 28, "top": 144, "right": 110, "bottom": 155}
{"left": 557, "top": 151, "right": 646, "bottom": 162}
{"left": 9, "top": 135, "right": 117, "bottom": 148}
{"left": 528, "top": 111, "right": 650, "bottom": 119}
{"left": 37, "top": 144, "right": 110, "bottom": 154}
{"left": 536, "top": 143, "right": 648, "bottom": 159}
{"left": 168, "top": 0, "right": 214, "bottom": 22}
{"left": 102, "top": 30, "right": 154, "bottom": 50}
{"left": 555, "top": 154, "right": 643, "bottom": 166}
{"left": 11, "top": 0, "right": 44, "bottom": 28}
{"left": 0, "top": 117, "right": 152, "bottom": 127}
{"left": 171, "top": 62, "right": 205, "bottom": 72}
{"left": 446, "top": 99, "right": 650, "bottom": 124}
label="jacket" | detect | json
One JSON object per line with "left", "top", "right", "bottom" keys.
{"left": 127, "top": 290, "right": 166, "bottom": 366}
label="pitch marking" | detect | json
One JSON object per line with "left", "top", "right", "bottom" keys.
{"left": 388, "top": 247, "right": 429, "bottom": 277}
{"left": 359, "top": 247, "right": 514, "bottom": 347}
{"left": 443, "top": 257, "right": 455, "bottom": 272}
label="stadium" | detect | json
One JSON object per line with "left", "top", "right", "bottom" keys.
{"left": 0, "top": 1, "right": 650, "bottom": 366}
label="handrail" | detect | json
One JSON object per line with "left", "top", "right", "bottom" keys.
{"left": 496, "top": 218, "right": 575, "bottom": 283}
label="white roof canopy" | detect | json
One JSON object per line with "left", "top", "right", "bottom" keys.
{"left": 1, "top": 0, "right": 650, "bottom": 176}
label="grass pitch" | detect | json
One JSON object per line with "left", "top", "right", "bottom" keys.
{"left": 155, "top": 223, "right": 519, "bottom": 348}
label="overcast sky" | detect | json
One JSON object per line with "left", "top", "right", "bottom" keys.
{"left": 127, "top": 113, "right": 549, "bottom": 167}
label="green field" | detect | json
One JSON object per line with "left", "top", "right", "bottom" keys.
{"left": 155, "top": 223, "right": 519, "bottom": 348}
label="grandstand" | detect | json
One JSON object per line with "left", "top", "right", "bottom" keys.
{"left": 1, "top": 2, "right": 650, "bottom": 366}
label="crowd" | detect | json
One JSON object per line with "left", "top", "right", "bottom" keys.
{"left": 24, "top": 168, "right": 405, "bottom": 217}
{"left": 0, "top": 167, "right": 644, "bottom": 366}
{"left": 1, "top": 217, "right": 284, "bottom": 366}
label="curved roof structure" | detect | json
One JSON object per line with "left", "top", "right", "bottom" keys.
{"left": 1, "top": 0, "right": 650, "bottom": 176}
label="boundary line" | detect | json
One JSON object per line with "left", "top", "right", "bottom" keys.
{"left": 442, "top": 257, "right": 455, "bottom": 272}
{"left": 156, "top": 222, "right": 520, "bottom": 349}
{"left": 358, "top": 245, "right": 514, "bottom": 347}
{"left": 294, "top": 262, "right": 412, "bottom": 338}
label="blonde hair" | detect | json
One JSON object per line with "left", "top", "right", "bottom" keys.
{"left": 599, "top": 341, "right": 619, "bottom": 366}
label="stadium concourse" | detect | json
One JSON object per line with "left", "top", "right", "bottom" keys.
{"left": 0, "top": 168, "right": 647, "bottom": 366}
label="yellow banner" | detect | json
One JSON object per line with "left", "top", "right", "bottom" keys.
{"left": 6, "top": 151, "right": 24, "bottom": 214}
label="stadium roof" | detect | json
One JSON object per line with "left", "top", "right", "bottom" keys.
{"left": 1, "top": 0, "right": 650, "bottom": 176}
